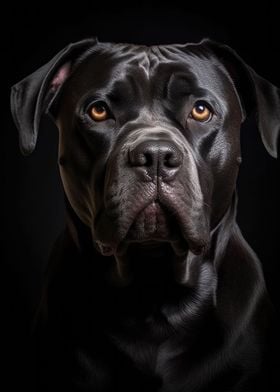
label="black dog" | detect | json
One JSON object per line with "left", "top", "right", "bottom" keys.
{"left": 10, "top": 38, "right": 279, "bottom": 391}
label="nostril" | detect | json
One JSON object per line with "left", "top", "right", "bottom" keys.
{"left": 143, "top": 152, "right": 153, "bottom": 167}
{"left": 129, "top": 142, "right": 157, "bottom": 168}
{"left": 164, "top": 152, "right": 176, "bottom": 168}
{"left": 129, "top": 150, "right": 154, "bottom": 167}
{"left": 135, "top": 152, "right": 146, "bottom": 166}
{"left": 128, "top": 140, "right": 183, "bottom": 180}
{"left": 163, "top": 153, "right": 171, "bottom": 167}
{"left": 163, "top": 150, "right": 182, "bottom": 168}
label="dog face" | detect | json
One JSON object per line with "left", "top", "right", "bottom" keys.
{"left": 10, "top": 39, "right": 280, "bottom": 283}
{"left": 56, "top": 44, "right": 242, "bottom": 258}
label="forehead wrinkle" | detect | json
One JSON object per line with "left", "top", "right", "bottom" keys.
{"left": 126, "top": 48, "right": 164, "bottom": 79}
{"left": 124, "top": 47, "right": 232, "bottom": 105}
{"left": 73, "top": 44, "right": 238, "bottom": 115}
{"left": 119, "top": 44, "right": 184, "bottom": 80}
{"left": 137, "top": 53, "right": 151, "bottom": 78}
{"left": 103, "top": 50, "right": 163, "bottom": 97}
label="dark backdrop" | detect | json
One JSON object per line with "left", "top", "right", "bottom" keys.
{"left": 2, "top": 3, "right": 280, "bottom": 390}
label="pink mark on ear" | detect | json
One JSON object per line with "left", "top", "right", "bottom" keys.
{"left": 50, "top": 62, "right": 71, "bottom": 92}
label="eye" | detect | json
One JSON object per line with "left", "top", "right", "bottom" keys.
{"left": 87, "top": 101, "right": 110, "bottom": 121}
{"left": 190, "top": 101, "right": 213, "bottom": 122}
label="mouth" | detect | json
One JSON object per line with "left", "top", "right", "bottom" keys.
{"left": 96, "top": 200, "right": 193, "bottom": 284}
{"left": 97, "top": 200, "right": 190, "bottom": 257}
{"left": 126, "top": 201, "right": 189, "bottom": 252}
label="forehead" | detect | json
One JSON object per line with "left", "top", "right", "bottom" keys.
{"left": 70, "top": 42, "right": 235, "bottom": 100}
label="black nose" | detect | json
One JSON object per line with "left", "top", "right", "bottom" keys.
{"left": 128, "top": 140, "right": 183, "bottom": 181}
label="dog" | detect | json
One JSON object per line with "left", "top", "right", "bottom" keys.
{"left": 10, "top": 38, "right": 279, "bottom": 391}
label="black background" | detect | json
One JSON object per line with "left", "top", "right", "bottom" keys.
{"left": 2, "top": 3, "right": 280, "bottom": 390}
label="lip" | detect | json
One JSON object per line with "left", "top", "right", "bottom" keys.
{"left": 126, "top": 200, "right": 180, "bottom": 241}
{"left": 95, "top": 197, "right": 208, "bottom": 286}
{"left": 95, "top": 179, "right": 209, "bottom": 260}
{"left": 95, "top": 198, "right": 207, "bottom": 257}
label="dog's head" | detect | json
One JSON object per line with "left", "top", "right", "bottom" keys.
{"left": 11, "top": 38, "right": 279, "bottom": 283}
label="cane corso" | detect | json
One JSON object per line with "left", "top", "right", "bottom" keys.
{"left": 10, "top": 38, "right": 279, "bottom": 391}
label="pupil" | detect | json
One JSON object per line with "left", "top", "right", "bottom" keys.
{"left": 196, "top": 104, "right": 205, "bottom": 113}
{"left": 95, "top": 106, "right": 105, "bottom": 113}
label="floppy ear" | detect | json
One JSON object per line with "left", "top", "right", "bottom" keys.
{"left": 202, "top": 39, "right": 280, "bottom": 158}
{"left": 10, "top": 38, "right": 97, "bottom": 155}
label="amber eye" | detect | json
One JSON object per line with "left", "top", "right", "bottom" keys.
{"left": 190, "top": 101, "right": 213, "bottom": 122}
{"left": 88, "top": 102, "right": 109, "bottom": 121}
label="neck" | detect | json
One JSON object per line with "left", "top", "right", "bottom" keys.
{"left": 209, "top": 192, "right": 238, "bottom": 267}
{"left": 64, "top": 194, "right": 237, "bottom": 291}
{"left": 62, "top": 195, "right": 238, "bottom": 332}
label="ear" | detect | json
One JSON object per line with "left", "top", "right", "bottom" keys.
{"left": 10, "top": 38, "right": 97, "bottom": 155}
{"left": 201, "top": 39, "right": 280, "bottom": 158}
